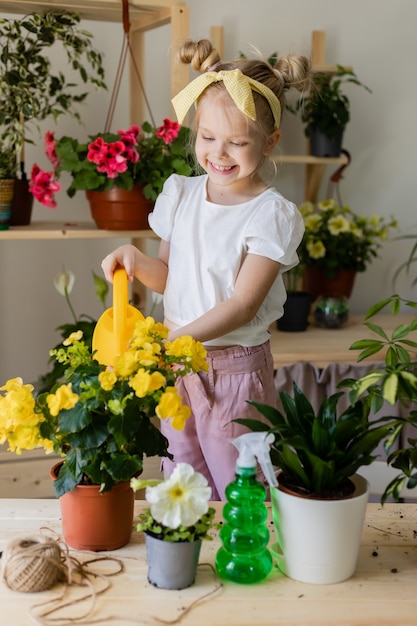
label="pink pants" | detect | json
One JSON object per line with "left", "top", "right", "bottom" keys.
{"left": 160, "top": 340, "right": 277, "bottom": 501}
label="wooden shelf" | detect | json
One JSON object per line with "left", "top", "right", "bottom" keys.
{"left": 312, "top": 64, "right": 352, "bottom": 74}
{"left": 2, "top": 2, "right": 190, "bottom": 119}
{"left": 0, "top": 222, "right": 157, "bottom": 240}
{"left": 0, "top": 0, "right": 185, "bottom": 24}
{"left": 276, "top": 154, "right": 349, "bottom": 165}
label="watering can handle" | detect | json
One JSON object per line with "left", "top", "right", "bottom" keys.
{"left": 113, "top": 269, "right": 128, "bottom": 357}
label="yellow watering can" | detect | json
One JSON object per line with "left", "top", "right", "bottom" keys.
{"left": 92, "top": 268, "right": 144, "bottom": 366}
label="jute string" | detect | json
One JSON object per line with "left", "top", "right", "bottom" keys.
{"left": 1, "top": 528, "right": 223, "bottom": 625}
{"left": 1, "top": 528, "right": 124, "bottom": 625}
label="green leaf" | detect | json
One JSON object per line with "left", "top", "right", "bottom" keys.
{"left": 365, "top": 298, "right": 394, "bottom": 318}
{"left": 365, "top": 321, "right": 389, "bottom": 340}
{"left": 392, "top": 324, "right": 412, "bottom": 340}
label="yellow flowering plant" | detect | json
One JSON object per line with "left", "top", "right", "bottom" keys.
{"left": 298, "top": 199, "right": 398, "bottom": 279}
{"left": 0, "top": 317, "right": 208, "bottom": 497}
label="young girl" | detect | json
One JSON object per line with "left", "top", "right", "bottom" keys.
{"left": 101, "top": 39, "right": 311, "bottom": 500}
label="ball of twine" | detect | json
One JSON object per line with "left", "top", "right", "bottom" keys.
{"left": 2, "top": 535, "right": 66, "bottom": 592}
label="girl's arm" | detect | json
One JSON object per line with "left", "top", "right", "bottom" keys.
{"left": 168, "top": 253, "right": 281, "bottom": 342}
{"left": 101, "top": 241, "right": 170, "bottom": 294}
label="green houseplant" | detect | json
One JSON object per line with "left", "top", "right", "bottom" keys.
{"left": 131, "top": 463, "right": 217, "bottom": 589}
{"left": 34, "top": 267, "right": 109, "bottom": 395}
{"left": 0, "top": 11, "right": 106, "bottom": 227}
{"left": 0, "top": 316, "right": 208, "bottom": 550}
{"left": 289, "top": 66, "right": 371, "bottom": 156}
{"left": 30, "top": 120, "right": 192, "bottom": 207}
{"left": 344, "top": 294, "right": 417, "bottom": 503}
{"left": 298, "top": 198, "right": 398, "bottom": 301}
{"left": 0, "top": 11, "right": 106, "bottom": 178}
{"left": 239, "top": 383, "right": 399, "bottom": 499}
{"left": 0, "top": 316, "right": 208, "bottom": 497}
{"left": 235, "top": 383, "right": 401, "bottom": 583}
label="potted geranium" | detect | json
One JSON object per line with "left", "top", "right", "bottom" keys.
{"left": 0, "top": 11, "right": 106, "bottom": 226}
{"left": 298, "top": 198, "right": 398, "bottom": 301}
{"left": 131, "top": 463, "right": 218, "bottom": 589}
{"left": 30, "top": 120, "right": 193, "bottom": 229}
{"left": 0, "top": 316, "right": 208, "bottom": 550}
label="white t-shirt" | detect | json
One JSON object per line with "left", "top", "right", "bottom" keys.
{"left": 148, "top": 174, "right": 304, "bottom": 347}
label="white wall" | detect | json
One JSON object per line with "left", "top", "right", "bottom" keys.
{"left": 1, "top": 1, "right": 416, "bottom": 384}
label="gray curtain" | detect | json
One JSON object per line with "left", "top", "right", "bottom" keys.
{"left": 274, "top": 361, "right": 415, "bottom": 459}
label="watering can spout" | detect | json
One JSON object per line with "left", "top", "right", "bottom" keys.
{"left": 92, "top": 269, "right": 144, "bottom": 366}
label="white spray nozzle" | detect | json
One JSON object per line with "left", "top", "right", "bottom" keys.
{"left": 230, "top": 432, "right": 278, "bottom": 487}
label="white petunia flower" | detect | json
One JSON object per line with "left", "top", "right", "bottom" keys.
{"left": 146, "top": 463, "right": 211, "bottom": 529}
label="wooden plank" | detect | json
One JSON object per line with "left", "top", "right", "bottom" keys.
{"left": 0, "top": 0, "right": 186, "bottom": 24}
{"left": 0, "top": 502, "right": 417, "bottom": 625}
{"left": 270, "top": 313, "right": 416, "bottom": 368}
{"left": 0, "top": 222, "right": 158, "bottom": 240}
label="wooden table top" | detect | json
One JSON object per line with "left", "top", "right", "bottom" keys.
{"left": 1, "top": 499, "right": 417, "bottom": 625}
{"left": 269, "top": 313, "right": 416, "bottom": 368}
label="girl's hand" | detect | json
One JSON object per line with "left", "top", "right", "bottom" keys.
{"left": 101, "top": 244, "right": 137, "bottom": 283}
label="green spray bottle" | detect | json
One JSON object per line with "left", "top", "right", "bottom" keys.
{"left": 215, "top": 432, "right": 278, "bottom": 584}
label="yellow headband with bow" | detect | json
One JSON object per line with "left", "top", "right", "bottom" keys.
{"left": 172, "top": 68, "right": 281, "bottom": 130}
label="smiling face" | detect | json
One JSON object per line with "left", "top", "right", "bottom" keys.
{"left": 194, "top": 89, "right": 280, "bottom": 203}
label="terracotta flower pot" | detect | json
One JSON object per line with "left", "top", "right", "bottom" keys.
{"left": 50, "top": 461, "right": 135, "bottom": 551}
{"left": 86, "top": 185, "right": 153, "bottom": 230}
{"left": 303, "top": 267, "right": 357, "bottom": 303}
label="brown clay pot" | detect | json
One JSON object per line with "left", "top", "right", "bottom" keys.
{"left": 50, "top": 461, "right": 135, "bottom": 551}
{"left": 86, "top": 185, "right": 153, "bottom": 230}
{"left": 303, "top": 267, "right": 357, "bottom": 303}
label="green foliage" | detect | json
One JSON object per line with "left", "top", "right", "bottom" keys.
{"left": 42, "top": 360, "right": 171, "bottom": 498}
{"left": 343, "top": 295, "right": 417, "bottom": 503}
{"left": 136, "top": 507, "right": 218, "bottom": 542}
{"left": 236, "top": 382, "right": 399, "bottom": 498}
{"left": 0, "top": 11, "right": 106, "bottom": 172}
{"left": 34, "top": 271, "right": 107, "bottom": 395}
{"left": 298, "top": 199, "right": 398, "bottom": 278}
{"left": 55, "top": 123, "right": 193, "bottom": 202}
{"left": 0, "top": 150, "right": 17, "bottom": 178}
{"left": 392, "top": 233, "right": 417, "bottom": 288}
{"left": 288, "top": 66, "right": 371, "bottom": 139}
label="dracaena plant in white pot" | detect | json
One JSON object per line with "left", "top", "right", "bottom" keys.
{"left": 236, "top": 383, "right": 402, "bottom": 584}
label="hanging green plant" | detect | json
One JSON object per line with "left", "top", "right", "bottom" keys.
{"left": 0, "top": 11, "right": 106, "bottom": 177}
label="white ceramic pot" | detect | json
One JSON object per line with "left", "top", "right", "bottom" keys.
{"left": 270, "top": 473, "right": 369, "bottom": 584}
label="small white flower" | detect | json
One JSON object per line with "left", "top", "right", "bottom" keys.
{"left": 146, "top": 463, "right": 211, "bottom": 529}
{"left": 54, "top": 266, "right": 75, "bottom": 296}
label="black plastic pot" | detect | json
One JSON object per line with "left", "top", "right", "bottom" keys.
{"left": 309, "top": 127, "right": 344, "bottom": 157}
{"left": 277, "top": 291, "right": 312, "bottom": 332}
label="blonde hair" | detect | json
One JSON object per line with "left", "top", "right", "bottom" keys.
{"left": 178, "top": 39, "right": 312, "bottom": 137}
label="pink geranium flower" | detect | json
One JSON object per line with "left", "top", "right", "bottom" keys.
{"left": 44, "top": 132, "right": 61, "bottom": 170}
{"left": 29, "top": 120, "right": 191, "bottom": 207}
{"left": 155, "top": 119, "right": 180, "bottom": 145}
{"left": 29, "top": 165, "right": 61, "bottom": 209}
